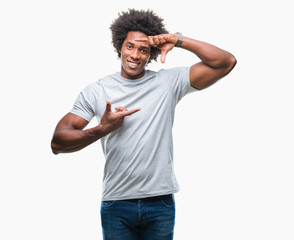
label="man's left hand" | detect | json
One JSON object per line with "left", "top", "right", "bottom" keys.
{"left": 135, "top": 33, "right": 178, "bottom": 63}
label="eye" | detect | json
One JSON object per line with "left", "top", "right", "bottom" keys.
{"left": 127, "top": 45, "right": 133, "bottom": 49}
{"left": 141, "top": 48, "right": 149, "bottom": 54}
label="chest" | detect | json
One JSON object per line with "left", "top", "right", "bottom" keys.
{"left": 94, "top": 79, "right": 176, "bottom": 120}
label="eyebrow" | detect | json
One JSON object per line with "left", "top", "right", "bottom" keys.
{"left": 127, "top": 41, "right": 135, "bottom": 46}
{"left": 126, "top": 41, "right": 150, "bottom": 50}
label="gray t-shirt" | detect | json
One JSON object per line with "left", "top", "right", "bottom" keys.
{"left": 71, "top": 66, "right": 196, "bottom": 201}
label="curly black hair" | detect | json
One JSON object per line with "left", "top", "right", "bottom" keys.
{"left": 110, "top": 9, "right": 168, "bottom": 63}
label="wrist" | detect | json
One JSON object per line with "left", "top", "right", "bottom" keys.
{"left": 175, "top": 32, "right": 182, "bottom": 47}
{"left": 87, "top": 124, "right": 109, "bottom": 138}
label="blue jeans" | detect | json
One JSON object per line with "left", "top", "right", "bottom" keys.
{"left": 100, "top": 194, "right": 175, "bottom": 240}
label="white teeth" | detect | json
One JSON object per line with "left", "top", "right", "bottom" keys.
{"left": 129, "top": 62, "right": 139, "bottom": 66}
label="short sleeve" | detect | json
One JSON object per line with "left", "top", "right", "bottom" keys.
{"left": 70, "top": 88, "right": 95, "bottom": 122}
{"left": 160, "top": 66, "right": 197, "bottom": 103}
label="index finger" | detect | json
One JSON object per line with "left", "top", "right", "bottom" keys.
{"left": 120, "top": 108, "right": 141, "bottom": 117}
{"left": 134, "top": 38, "right": 149, "bottom": 42}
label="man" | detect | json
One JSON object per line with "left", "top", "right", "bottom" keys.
{"left": 51, "top": 9, "right": 236, "bottom": 240}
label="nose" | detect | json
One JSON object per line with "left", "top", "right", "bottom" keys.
{"left": 130, "top": 49, "right": 140, "bottom": 60}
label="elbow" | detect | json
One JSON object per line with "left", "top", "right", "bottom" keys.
{"left": 226, "top": 54, "right": 237, "bottom": 74}
{"left": 230, "top": 54, "right": 237, "bottom": 68}
{"left": 51, "top": 140, "right": 61, "bottom": 155}
{"left": 51, "top": 142, "right": 59, "bottom": 155}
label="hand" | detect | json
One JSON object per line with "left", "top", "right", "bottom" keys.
{"left": 135, "top": 33, "right": 178, "bottom": 63}
{"left": 100, "top": 101, "right": 140, "bottom": 134}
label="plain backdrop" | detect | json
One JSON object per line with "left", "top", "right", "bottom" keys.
{"left": 1, "top": 0, "right": 293, "bottom": 239}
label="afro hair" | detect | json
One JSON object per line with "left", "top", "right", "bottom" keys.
{"left": 110, "top": 9, "right": 168, "bottom": 63}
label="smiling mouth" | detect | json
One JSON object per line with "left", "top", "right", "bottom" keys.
{"left": 127, "top": 60, "right": 140, "bottom": 68}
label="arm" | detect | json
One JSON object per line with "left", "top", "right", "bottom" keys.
{"left": 181, "top": 36, "right": 237, "bottom": 90}
{"left": 51, "top": 101, "right": 140, "bottom": 154}
{"left": 136, "top": 33, "right": 237, "bottom": 90}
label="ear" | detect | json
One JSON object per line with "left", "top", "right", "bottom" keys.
{"left": 144, "top": 54, "right": 151, "bottom": 66}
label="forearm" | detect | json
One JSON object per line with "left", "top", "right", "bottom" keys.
{"left": 51, "top": 124, "right": 106, "bottom": 154}
{"left": 181, "top": 36, "right": 235, "bottom": 69}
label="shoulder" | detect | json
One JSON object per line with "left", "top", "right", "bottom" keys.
{"left": 82, "top": 72, "right": 118, "bottom": 93}
{"left": 158, "top": 66, "right": 190, "bottom": 74}
{"left": 155, "top": 66, "right": 191, "bottom": 83}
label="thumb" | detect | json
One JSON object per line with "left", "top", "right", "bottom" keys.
{"left": 160, "top": 50, "right": 167, "bottom": 63}
{"left": 105, "top": 101, "right": 112, "bottom": 112}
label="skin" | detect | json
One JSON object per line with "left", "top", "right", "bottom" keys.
{"left": 51, "top": 31, "right": 236, "bottom": 154}
{"left": 135, "top": 33, "right": 237, "bottom": 90}
{"left": 51, "top": 101, "right": 140, "bottom": 154}
{"left": 120, "top": 31, "right": 151, "bottom": 79}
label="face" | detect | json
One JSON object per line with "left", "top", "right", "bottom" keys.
{"left": 120, "top": 31, "right": 151, "bottom": 80}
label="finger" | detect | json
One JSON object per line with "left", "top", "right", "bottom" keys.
{"left": 135, "top": 37, "right": 157, "bottom": 47}
{"left": 147, "top": 36, "right": 157, "bottom": 47}
{"left": 160, "top": 50, "right": 167, "bottom": 63}
{"left": 105, "top": 101, "right": 112, "bottom": 112}
{"left": 156, "top": 36, "right": 166, "bottom": 45}
{"left": 120, "top": 108, "right": 141, "bottom": 117}
{"left": 115, "top": 106, "right": 127, "bottom": 112}
{"left": 152, "top": 36, "right": 163, "bottom": 46}
{"left": 153, "top": 37, "right": 161, "bottom": 46}
{"left": 135, "top": 38, "right": 148, "bottom": 42}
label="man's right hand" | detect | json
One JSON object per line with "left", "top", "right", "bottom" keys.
{"left": 51, "top": 101, "right": 140, "bottom": 154}
{"left": 100, "top": 101, "right": 141, "bottom": 134}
